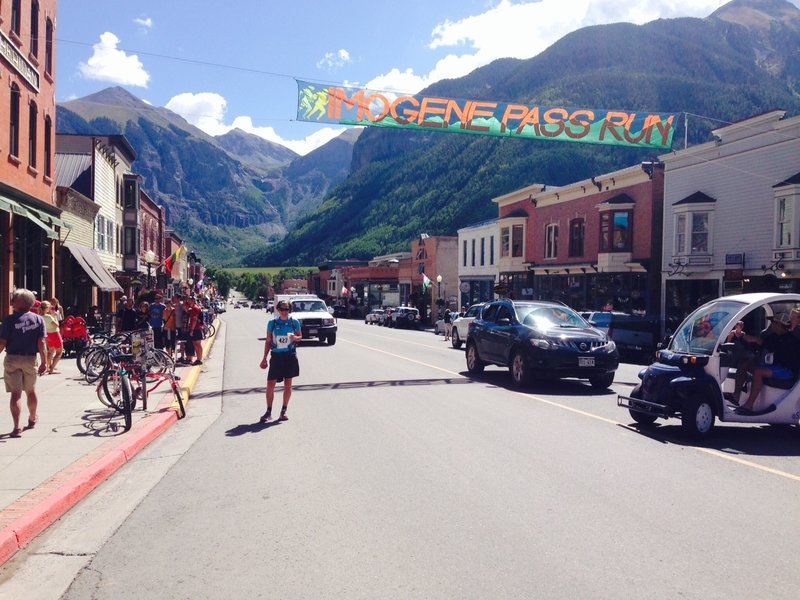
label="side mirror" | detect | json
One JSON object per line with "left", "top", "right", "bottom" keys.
{"left": 497, "top": 318, "right": 512, "bottom": 326}
{"left": 328, "top": 307, "right": 334, "bottom": 315}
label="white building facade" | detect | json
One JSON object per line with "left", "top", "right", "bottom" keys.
{"left": 660, "top": 110, "right": 800, "bottom": 326}
{"left": 457, "top": 219, "right": 500, "bottom": 308}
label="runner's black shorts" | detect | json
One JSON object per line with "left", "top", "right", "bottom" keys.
{"left": 267, "top": 352, "right": 299, "bottom": 383}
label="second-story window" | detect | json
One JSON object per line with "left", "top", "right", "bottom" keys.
{"left": 43, "top": 116, "right": 52, "bottom": 177}
{"left": 569, "top": 218, "right": 585, "bottom": 257}
{"left": 511, "top": 224, "right": 524, "bottom": 258}
{"left": 600, "top": 211, "right": 632, "bottom": 252}
{"left": 490, "top": 235, "right": 495, "bottom": 265}
{"left": 674, "top": 212, "right": 710, "bottom": 254}
{"left": 28, "top": 101, "right": 37, "bottom": 168}
{"left": 480, "top": 237, "right": 485, "bottom": 266}
{"left": 9, "top": 84, "right": 20, "bottom": 158}
{"left": 545, "top": 224, "right": 558, "bottom": 258}
{"left": 471, "top": 239, "right": 476, "bottom": 266}
{"left": 777, "top": 196, "right": 794, "bottom": 248}
{"left": 462, "top": 240, "right": 467, "bottom": 267}
{"left": 96, "top": 215, "right": 107, "bottom": 251}
{"left": 501, "top": 227, "right": 510, "bottom": 258}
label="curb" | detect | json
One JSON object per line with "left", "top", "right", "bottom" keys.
{"left": 0, "top": 320, "right": 219, "bottom": 566}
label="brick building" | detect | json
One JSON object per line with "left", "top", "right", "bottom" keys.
{"left": 0, "top": 0, "right": 61, "bottom": 315}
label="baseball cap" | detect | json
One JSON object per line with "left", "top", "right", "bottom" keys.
{"left": 120, "top": 295, "right": 128, "bottom": 301}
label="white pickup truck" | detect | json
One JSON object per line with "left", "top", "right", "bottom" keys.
{"left": 274, "top": 294, "right": 337, "bottom": 345}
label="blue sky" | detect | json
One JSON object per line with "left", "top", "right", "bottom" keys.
{"left": 56, "top": 0, "right": 800, "bottom": 155}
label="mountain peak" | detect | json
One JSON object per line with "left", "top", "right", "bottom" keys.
{"left": 76, "top": 86, "right": 149, "bottom": 109}
{"left": 710, "top": 0, "right": 800, "bottom": 30}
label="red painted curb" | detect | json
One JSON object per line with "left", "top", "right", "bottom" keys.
{"left": 0, "top": 323, "right": 217, "bottom": 566}
{"left": 0, "top": 406, "right": 179, "bottom": 566}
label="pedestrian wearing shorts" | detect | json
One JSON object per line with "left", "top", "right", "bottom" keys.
{"left": 259, "top": 300, "right": 301, "bottom": 423}
{"left": 185, "top": 297, "right": 203, "bottom": 365}
{"left": 40, "top": 301, "right": 63, "bottom": 373}
{"left": 0, "top": 289, "right": 47, "bottom": 438}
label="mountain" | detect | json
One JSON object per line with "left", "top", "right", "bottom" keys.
{"left": 244, "top": 0, "right": 800, "bottom": 266}
{"left": 215, "top": 128, "right": 298, "bottom": 171}
{"left": 57, "top": 88, "right": 357, "bottom": 265}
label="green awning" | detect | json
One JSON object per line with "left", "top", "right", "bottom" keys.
{"left": 22, "top": 207, "right": 57, "bottom": 239}
{"left": 0, "top": 194, "right": 28, "bottom": 216}
{"left": 0, "top": 194, "right": 68, "bottom": 238}
{"left": 25, "top": 205, "right": 71, "bottom": 230}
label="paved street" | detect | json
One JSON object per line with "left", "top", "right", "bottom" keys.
{"left": 2, "top": 307, "right": 800, "bottom": 599}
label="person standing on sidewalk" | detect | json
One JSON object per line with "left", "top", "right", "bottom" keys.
{"left": 443, "top": 308, "right": 452, "bottom": 341}
{"left": 149, "top": 294, "right": 166, "bottom": 349}
{"left": 259, "top": 300, "right": 302, "bottom": 423}
{"left": 185, "top": 296, "right": 203, "bottom": 366}
{"left": 162, "top": 296, "right": 178, "bottom": 360}
{"left": 0, "top": 289, "right": 48, "bottom": 438}
{"left": 40, "top": 301, "right": 64, "bottom": 374}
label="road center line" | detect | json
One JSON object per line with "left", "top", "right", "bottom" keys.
{"left": 342, "top": 336, "right": 800, "bottom": 484}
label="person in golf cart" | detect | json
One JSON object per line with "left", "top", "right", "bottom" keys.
{"left": 731, "top": 311, "right": 800, "bottom": 413}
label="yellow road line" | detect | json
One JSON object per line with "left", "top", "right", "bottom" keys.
{"left": 343, "top": 337, "right": 800, "bottom": 483}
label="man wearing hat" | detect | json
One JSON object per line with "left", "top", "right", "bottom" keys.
{"left": 735, "top": 311, "right": 800, "bottom": 413}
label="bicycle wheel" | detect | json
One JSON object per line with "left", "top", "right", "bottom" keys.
{"left": 99, "top": 369, "right": 121, "bottom": 409}
{"left": 78, "top": 345, "right": 103, "bottom": 374}
{"left": 171, "top": 377, "right": 186, "bottom": 419}
{"left": 205, "top": 323, "right": 216, "bottom": 338}
{"left": 148, "top": 349, "right": 175, "bottom": 373}
{"left": 137, "top": 368, "right": 148, "bottom": 411}
{"left": 101, "top": 369, "right": 138, "bottom": 411}
{"left": 120, "top": 373, "right": 133, "bottom": 431}
{"left": 85, "top": 348, "right": 111, "bottom": 383}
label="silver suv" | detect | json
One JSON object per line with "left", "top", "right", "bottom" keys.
{"left": 451, "top": 303, "right": 488, "bottom": 349}
{"left": 391, "top": 307, "right": 421, "bottom": 329}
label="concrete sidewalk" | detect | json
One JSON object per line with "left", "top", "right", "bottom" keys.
{"left": 0, "top": 325, "right": 219, "bottom": 565}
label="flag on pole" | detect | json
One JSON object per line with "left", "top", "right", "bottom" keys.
{"left": 164, "top": 245, "right": 186, "bottom": 276}
{"left": 422, "top": 273, "right": 432, "bottom": 293}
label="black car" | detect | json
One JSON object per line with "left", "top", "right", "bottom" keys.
{"left": 331, "top": 305, "right": 349, "bottom": 319}
{"left": 465, "top": 299, "right": 619, "bottom": 388}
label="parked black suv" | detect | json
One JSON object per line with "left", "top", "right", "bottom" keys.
{"left": 466, "top": 300, "right": 619, "bottom": 388}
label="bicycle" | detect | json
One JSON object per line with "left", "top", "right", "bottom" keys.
{"left": 97, "top": 353, "right": 143, "bottom": 431}
{"left": 95, "top": 353, "right": 149, "bottom": 412}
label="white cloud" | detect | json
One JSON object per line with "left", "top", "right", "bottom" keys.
{"left": 317, "top": 49, "right": 352, "bottom": 70}
{"left": 165, "top": 92, "right": 229, "bottom": 135}
{"left": 134, "top": 16, "right": 153, "bottom": 29}
{"left": 369, "top": 0, "right": 725, "bottom": 94}
{"left": 166, "top": 92, "right": 346, "bottom": 155}
{"left": 78, "top": 32, "right": 150, "bottom": 87}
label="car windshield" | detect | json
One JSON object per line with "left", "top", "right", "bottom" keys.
{"left": 669, "top": 300, "right": 744, "bottom": 355}
{"left": 291, "top": 301, "right": 328, "bottom": 312}
{"left": 516, "top": 305, "right": 584, "bottom": 328}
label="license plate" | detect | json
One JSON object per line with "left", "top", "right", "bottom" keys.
{"left": 309, "top": 329, "right": 318, "bottom": 335}
{"left": 579, "top": 357, "right": 595, "bottom": 367}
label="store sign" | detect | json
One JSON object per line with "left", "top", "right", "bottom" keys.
{"left": 0, "top": 30, "right": 39, "bottom": 90}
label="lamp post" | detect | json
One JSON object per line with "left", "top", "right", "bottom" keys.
{"left": 144, "top": 249, "right": 157, "bottom": 290}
